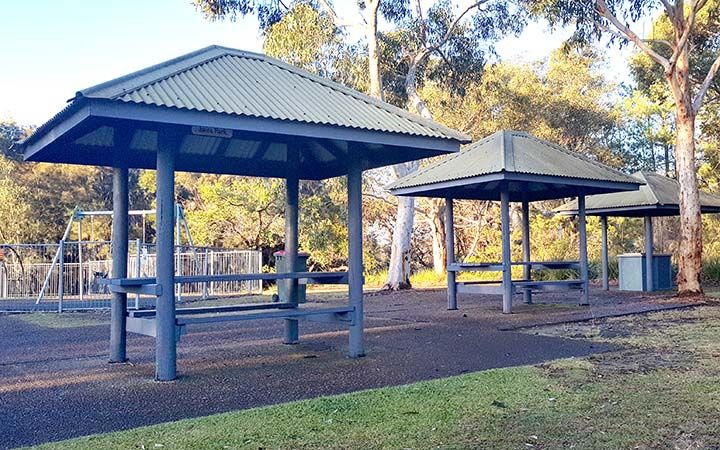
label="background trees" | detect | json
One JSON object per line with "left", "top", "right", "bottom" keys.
{"left": 526, "top": 0, "right": 720, "bottom": 295}
{"left": 2, "top": 2, "right": 720, "bottom": 289}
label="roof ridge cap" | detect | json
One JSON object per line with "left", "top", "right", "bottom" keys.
{"left": 639, "top": 172, "right": 663, "bottom": 206}
{"left": 501, "top": 130, "right": 515, "bottom": 171}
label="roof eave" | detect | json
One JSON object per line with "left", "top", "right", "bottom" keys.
{"left": 389, "top": 171, "right": 643, "bottom": 198}
{"left": 22, "top": 98, "right": 463, "bottom": 169}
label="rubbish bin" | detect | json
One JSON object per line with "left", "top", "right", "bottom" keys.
{"left": 274, "top": 250, "right": 310, "bottom": 303}
{"left": 618, "top": 253, "right": 673, "bottom": 291}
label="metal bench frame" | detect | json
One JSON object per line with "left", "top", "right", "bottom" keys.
{"left": 100, "top": 272, "right": 353, "bottom": 340}
{"left": 444, "top": 194, "right": 590, "bottom": 314}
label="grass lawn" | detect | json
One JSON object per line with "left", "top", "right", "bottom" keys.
{"left": 32, "top": 304, "right": 720, "bottom": 450}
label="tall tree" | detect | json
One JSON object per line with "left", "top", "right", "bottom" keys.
{"left": 380, "top": 0, "right": 523, "bottom": 283}
{"left": 527, "top": 0, "right": 720, "bottom": 295}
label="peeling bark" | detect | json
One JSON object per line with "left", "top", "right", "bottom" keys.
{"left": 674, "top": 110, "right": 703, "bottom": 294}
{"left": 668, "top": 42, "right": 703, "bottom": 295}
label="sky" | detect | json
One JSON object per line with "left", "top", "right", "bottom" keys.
{"left": 0, "top": 0, "right": 633, "bottom": 126}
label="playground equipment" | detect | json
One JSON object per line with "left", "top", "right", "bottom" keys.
{"left": 0, "top": 204, "right": 262, "bottom": 312}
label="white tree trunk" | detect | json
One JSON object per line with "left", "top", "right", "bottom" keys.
{"left": 384, "top": 56, "right": 434, "bottom": 289}
{"left": 384, "top": 161, "right": 419, "bottom": 289}
{"left": 430, "top": 198, "right": 446, "bottom": 275}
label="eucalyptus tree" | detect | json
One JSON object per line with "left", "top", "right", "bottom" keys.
{"left": 526, "top": 0, "right": 720, "bottom": 294}
{"left": 378, "top": 0, "right": 524, "bottom": 279}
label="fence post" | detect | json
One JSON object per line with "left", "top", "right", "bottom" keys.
{"left": 135, "top": 238, "right": 141, "bottom": 309}
{"left": 209, "top": 250, "right": 215, "bottom": 296}
{"left": 78, "top": 220, "right": 84, "bottom": 302}
{"left": 202, "top": 248, "right": 209, "bottom": 299}
{"left": 256, "top": 251, "right": 262, "bottom": 294}
{"left": 58, "top": 240, "right": 65, "bottom": 313}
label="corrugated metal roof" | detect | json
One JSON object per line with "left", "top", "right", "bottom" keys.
{"left": 555, "top": 171, "right": 720, "bottom": 215}
{"left": 388, "top": 130, "right": 640, "bottom": 191}
{"left": 77, "top": 45, "right": 469, "bottom": 143}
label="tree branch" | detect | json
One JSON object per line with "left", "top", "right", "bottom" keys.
{"left": 668, "top": 1, "right": 698, "bottom": 69}
{"left": 693, "top": 50, "right": 720, "bottom": 112}
{"left": 415, "top": 0, "right": 427, "bottom": 47}
{"left": 595, "top": 0, "right": 671, "bottom": 73}
{"left": 427, "top": 0, "right": 489, "bottom": 55}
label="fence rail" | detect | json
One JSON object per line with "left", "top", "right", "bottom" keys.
{"left": 0, "top": 242, "right": 262, "bottom": 311}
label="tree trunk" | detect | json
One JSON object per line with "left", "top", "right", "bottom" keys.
{"left": 384, "top": 53, "right": 433, "bottom": 289}
{"left": 430, "top": 198, "right": 446, "bottom": 274}
{"left": 674, "top": 111, "right": 703, "bottom": 294}
{"left": 366, "top": 0, "right": 383, "bottom": 100}
{"left": 384, "top": 161, "right": 419, "bottom": 289}
{"left": 668, "top": 45, "right": 703, "bottom": 295}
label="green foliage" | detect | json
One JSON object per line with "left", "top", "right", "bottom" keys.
{"left": 0, "top": 154, "right": 33, "bottom": 242}
{"left": 425, "top": 47, "right": 624, "bottom": 166}
{"left": 379, "top": 0, "right": 525, "bottom": 107}
{"left": 186, "top": 175, "right": 285, "bottom": 250}
{"left": 264, "top": 3, "right": 368, "bottom": 91}
{"left": 1, "top": 121, "right": 150, "bottom": 244}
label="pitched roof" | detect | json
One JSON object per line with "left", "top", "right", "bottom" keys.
{"left": 387, "top": 130, "right": 642, "bottom": 202}
{"left": 555, "top": 171, "right": 720, "bottom": 217}
{"left": 19, "top": 46, "right": 469, "bottom": 180}
{"left": 78, "top": 45, "right": 469, "bottom": 142}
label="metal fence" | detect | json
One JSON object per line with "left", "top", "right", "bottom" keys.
{"left": 0, "top": 241, "right": 262, "bottom": 312}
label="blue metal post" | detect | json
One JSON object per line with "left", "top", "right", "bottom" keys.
{"left": 283, "top": 145, "right": 300, "bottom": 344}
{"left": 521, "top": 199, "right": 532, "bottom": 304}
{"left": 155, "top": 140, "right": 177, "bottom": 381}
{"left": 445, "top": 198, "right": 457, "bottom": 310}
{"left": 578, "top": 196, "right": 589, "bottom": 305}
{"left": 347, "top": 151, "right": 364, "bottom": 357}
{"left": 644, "top": 215, "right": 654, "bottom": 292}
{"left": 501, "top": 188, "right": 512, "bottom": 314}
{"left": 601, "top": 215, "right": 609, "bottom": 291}
{"left": 110, "top": 166, "right": 129, "bottom": 363}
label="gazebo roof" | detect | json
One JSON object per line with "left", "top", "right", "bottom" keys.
{"left": 387, "top": 130, "right": 642, "bottom": 201}
{"left": 17, "top": 45, "right": 469, "bottom": 179}
{"left": 555, "top": 171, "right": 720, "bottom": 217}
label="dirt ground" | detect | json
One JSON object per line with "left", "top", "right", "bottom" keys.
{"left": 0, "top": 287, "right": 705, "bottom": 449}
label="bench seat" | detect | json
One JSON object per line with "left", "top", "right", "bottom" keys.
{"left": 126, "top": 305, "right": 355, "bottom": 338}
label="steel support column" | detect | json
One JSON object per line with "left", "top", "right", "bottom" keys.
{"left": 445, "top": 198, "right": 457, "bottom": 310}
{"left": 644, "top": 215, "right": 654, "bottom": 292}
{"left": 521, "top": 199, "right": 532, "bottom": 304}
{"left": 110, "top": 166, "right": 129, "bottom": 363}
{"left": 347, "top": 151, "right": 364, "bottom": 357}
{"left": 155, "top": 140, "right": 177, "bottom": 381}
{"left": 283, "top": 146, "right": 300, "bottom": 345}
{"left": 600, "top": 215, "right": 609, "bottom": 291}
{"left": 578, "top": 196, "right": 589, "bottom": 305}
{"left": 500, "top": 188, "right": 512, "bottom": 314}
